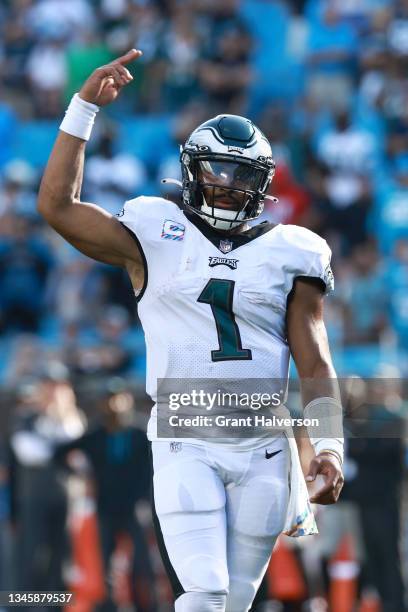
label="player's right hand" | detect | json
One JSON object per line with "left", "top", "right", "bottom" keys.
{"left": 306, "top": 452, "right": 344, "bottom": 505}
{"left": 79, "top": 49, "right": 142, "bottom": 107}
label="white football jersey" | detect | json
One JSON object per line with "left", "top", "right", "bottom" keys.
{"left": 119, "top": 196, "right": 334, "bottom": 445}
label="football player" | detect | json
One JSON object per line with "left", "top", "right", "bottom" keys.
{"left": 38, "top": 50, "right": 344, "bottom": 612}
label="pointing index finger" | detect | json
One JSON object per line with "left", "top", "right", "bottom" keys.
{"left": 116, "top": 49, "right": 143, "bottom": 66}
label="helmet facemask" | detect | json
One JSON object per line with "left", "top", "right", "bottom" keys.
{"left": 181, "top": 152, "right": 275, "bottom": 232}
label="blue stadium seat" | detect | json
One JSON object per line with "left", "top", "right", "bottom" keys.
{"left": 332, "top": 345, "right": 406, "bottom": 376}
{"left": 0, "top": 338, "right": 13, "bottom": 384}
{"left": 118, "top": 116, "right": 173, "bottom": 168}
{"left": 239, "top": 0, "right": 289, "bottom": 64}
{"left": 290, "top": 344, "right": 406, "bottom": 377}
{"left": 38, "top": 315, "right": 62, "bottom": 347}
{"left": 11, "top": 117, "right": 173, "bottom": 171}
{"left": 11, "top": 121, "right": 59, "bottom": 169}
{"left": 123, "top": 326, "right": 146, "bottom": 356}
{"left": 0, "top": 103, "right": 18, "bottom": 168}
{"left": 129, "top": 354, "right": 146, "bottom": 380}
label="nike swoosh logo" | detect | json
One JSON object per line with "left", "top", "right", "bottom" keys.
{"left": 265, "top": 449, "right": 282, "bottom": 460}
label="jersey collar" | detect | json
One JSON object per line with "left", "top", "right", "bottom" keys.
{"left": 184, "top": 211, "right": 277, "bottom": 253}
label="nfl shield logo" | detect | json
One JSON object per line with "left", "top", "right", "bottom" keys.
{"left": 219, "top": 239, "right": 233, "bottom": 254}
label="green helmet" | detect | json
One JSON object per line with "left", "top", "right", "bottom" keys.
{"left": 180, "top": 114, "right": 276, "bottom": 232}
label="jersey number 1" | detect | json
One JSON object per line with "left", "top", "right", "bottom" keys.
{"left": 197, "top": 279, "right": 252, "bottom": 362}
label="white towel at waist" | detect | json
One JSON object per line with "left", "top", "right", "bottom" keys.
{"left": 271, "top": 404, "right": 318, "bottom": 537}
{"left": 283, "top": 433, "right": 318, "bottom": 537}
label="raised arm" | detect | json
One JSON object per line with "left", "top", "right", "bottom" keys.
{"left": 287, "top": 277, "right": 344, "bottom": 504}
{"left": 38, "top": 49, "right": 144, "bottom": 286}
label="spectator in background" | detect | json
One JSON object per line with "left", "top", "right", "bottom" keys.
{"left": 125, "top": 1, "right": 165, "bottom": 112}
{"left": 378, "top": 55, "right": 408, "bottom": 125}
{"left": 306, "top": 4, "right": 359, "bottom": 111}
{"left": 1, "top": 0, "right": 33, "bottom": 93}
{"left": 326, "top": 0, "right": 384, "bottom": 28}
{"left": 317, "top": 109, "right": 377, "bottom": 174}
{"left": 387, "top": 0, "right": 408, "bottom": 58}
{"left": 64, "top": 306, "right": 132, "bottom": 380}
{"left": 127, "top": 1, "right": 165, "bottom": 65}
{"left": 99, "top": 0, "right": 130, "bottom": 32}
{"left": 257, "top": 104, "right": 293, "bottom": 170}
{"left": 4, "top": 335, "right": 47, "bottom": 388}
{"left": 84, "top": 130, "right": 147, "bottom": 216}
{"left": 342, "top": 375, "right": 407, "bottom": 612}
{"left": 48, "top": 254, "right": 103, "bottom": 330}
{"left": 26, "top": 0, "right": 95, "bottom": 44}
{"left": 357, "top": 8, "right": 390, "bottom": 109}
{"left": 26, "top": 37, "right": 67, "bottom": 118}
{"left": 315, "top": 109, "right": 376, "bottom": 252}
{"left": 373, "top": 155, "right": 408, "bottom": 254}
{"left": 160, "top": 8, "right": 201, "bottom": 111}
{"left": 0, "top": 160, "right": 37, "bottom": 226}
{"left": 158, "top": 100, "right": 210, "bottom": 201}
{"left": 55, "top": 382, "right": 155, "bottom": 612}
{"left": 198, "top": 22, "right": 253, "bottom": 114}
{"left": 384, "top": 238, "right": 408, "bottom": 351}
{"left": 340, "top": 241, "right": 388, "bottom": 345}
{"left": 305, "top": 160, "right": 372, "bottom": 254}
{"left": 8, "top": 367, "right": 85, "bottom": 596}
{"left": 385, "top": 120, "right": 408, "bottom": 170}
{"left": 97, "top": 264, "right": 141, "bottom": 322}
{"left": 196, "top": 0, "right": 247, "bottom": 53}
{"left": 261, "top": 161, "right": 311, "bottom": 226}
{"left": 0, "top": 214, "right": 54, "bottom": 333}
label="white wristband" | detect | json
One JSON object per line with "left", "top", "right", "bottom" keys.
{"left": 59, "top": 93, "right": 99, "bottom": 141}
{"left": 304, "top": 397, "right": 344, "bottom": 464}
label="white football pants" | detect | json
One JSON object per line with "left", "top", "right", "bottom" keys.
{"left": 151, "top": 435, "right": 290, "bottom": 612}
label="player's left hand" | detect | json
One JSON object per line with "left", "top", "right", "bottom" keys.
{"left": 306, "top": 452, "right": 344, "bottom": 504}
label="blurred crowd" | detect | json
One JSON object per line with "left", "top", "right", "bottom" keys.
{"left": 1, "top": 0, "right": 408, "bottom": 382}
{"left": 0, "top": 0, "right": 408, "bottom": 609}
{"left": 0, "top": 0, "right": 408, "bottom": 385}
